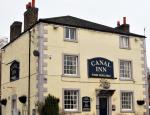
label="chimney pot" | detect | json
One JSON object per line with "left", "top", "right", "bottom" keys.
{"left": 28, "top": 2, "right": 32, "bottom": 8}
{"left": 26, "top": 4, "right": 28, "bottom": 9}
{"left": 117, "top": 21, "right": 120, "bottom": 27}
{"left": 123, "top": 17, "right": 126, "bottom": 25}
{"left": 32, "top": 0, "right": 35, "bottom": 7}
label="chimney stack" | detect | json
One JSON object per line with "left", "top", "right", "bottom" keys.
{"left": 10, "top": 21, "right": 22, "bottom": 42}
{"left": 116, "top": 17, "right": 130, "bottom": 33}
{"left": 24, "top": 0, "right": 38, "bottom": 31}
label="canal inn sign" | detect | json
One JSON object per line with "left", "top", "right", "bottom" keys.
{"left": 88, "top": 57, "right": 114, "bottom": 78}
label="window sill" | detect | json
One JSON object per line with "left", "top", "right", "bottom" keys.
{"left": 64, "top": 110, "right": 81, "bottom": 113}
{"left": 119, "top": 78, "right": 134, "bottom": 81}
{"left": 10, "top": 79, "right": 19, "bottom": 82}
{"left": 120, "top": 110, "right": 134, "bottom": 113}
{"left": 64, "top": 39, "right": 78, "bottom": 43}
{"left": 120, "top": 47, "right": 131, "bottom": 50}
{"left": 62, "top": 74, "right": 80, "bottom": 78}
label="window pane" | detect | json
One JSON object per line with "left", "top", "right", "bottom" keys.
{"left": 65, "top": 27, "right": 69, "bottom": 38}
{"left": 64, "top": 55, "right": 78, "bottom": 75}
{"left": 70, "top": 29, "right": 76, "bottom": 40}
{"left": 64, "top": 90, "right": 79, "bottom": 111}
{"left": 120, "top": 36, "right": 129, "bottom": 48}
{"left": 120, "top": 61, "right": 132, "bottom": 79}
{"left": 65, "top": 27, "right": 76, "bottom": 40}
{"left": 121, "top": 92, "right": 133, "bottom": 110}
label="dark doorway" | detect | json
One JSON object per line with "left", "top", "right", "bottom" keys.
{"left": 99, "top": 97, "right": 108, "bottom": 115}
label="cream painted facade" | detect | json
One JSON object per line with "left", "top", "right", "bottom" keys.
{"left": 1, "top": 20, "right": 149, "bottom": 115}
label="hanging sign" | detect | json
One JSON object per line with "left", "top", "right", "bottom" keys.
{"left": 88, "top": 57, "right": 114, "bottom": 78}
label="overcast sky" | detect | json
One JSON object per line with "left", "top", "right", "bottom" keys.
{"left": 0, "top": 0, "right": 150, "bottom": 68}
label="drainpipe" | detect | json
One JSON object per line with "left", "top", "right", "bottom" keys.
{"left": 28, "top": 30, "right": 31, "bottom": 115}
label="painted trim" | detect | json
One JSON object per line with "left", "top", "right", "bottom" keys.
{"left": 120, "top": 90, "right": 135, "bottom": 113}
{"left": 96, "top": 95, "right": 99, "bottom": 115}
{"left": 62, "top": 88, "right": 81, "bottom": 113}
{"left": 62, "top": 53, "right": 80, "bottom": 77}
{"left": 96, "top": 90, "right": 113, "bottom": 115}
{"left": 119, "top": 35, "right": 131, "bottom": 50}
{"left": 63, "top": 26, "right": 78, "bottom": 43}
{"left": 119, "top": 59, "right": 133, "bottom": 81}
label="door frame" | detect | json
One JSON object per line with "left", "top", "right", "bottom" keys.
{"left": 99, "top": 96, "right": 109, "bottom": 115}
{"left": 96, "top": 95, "right": 112, "bottom": 115}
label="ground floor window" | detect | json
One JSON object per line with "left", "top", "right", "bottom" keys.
{"left": 121, "top": 92, "right": 133, "bottom": 111}
{"left": 63, "top": 90, "right": 79, "bottom": 111}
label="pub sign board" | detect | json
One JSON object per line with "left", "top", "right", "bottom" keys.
{"left": 88, "top": 57, "right": 114, "bottom": 78}
{"left": 82, "top": 96, "right": 91, "bottom": 111}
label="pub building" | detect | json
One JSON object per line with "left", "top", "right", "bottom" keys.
{"left": 1, "top": 1, "right": 149, "bottom": 115}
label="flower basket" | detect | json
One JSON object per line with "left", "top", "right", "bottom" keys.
{"left": 19, "top": 95, "right": 27, "bottom": 104}
{"left": 1, "top": 99, "right": 7, "bottom": 106}
{"left": 137, "top": 100, "right": 145, "bottom": 105}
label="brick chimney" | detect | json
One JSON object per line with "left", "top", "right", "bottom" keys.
{"left": 10, "top": 21, "right": 22, "bottom": 42}
{"left": 24, "top": 0, "right": 38, "bottom": 31}
{"left": 116, "top": 17, "right": 130, "bottom": 33}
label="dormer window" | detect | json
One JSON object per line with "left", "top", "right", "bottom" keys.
{"left": 120, "top": 35, "right": 130, "bottom": 49}
{"left": 10, "top": 60, "right": 20, "bottom": 82}
{"left": 64, "top": 27, "right": 76, "bottom": 41}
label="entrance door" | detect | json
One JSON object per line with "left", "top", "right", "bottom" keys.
{"left": 99, "top": 97, "right": 108, "bottom": 115}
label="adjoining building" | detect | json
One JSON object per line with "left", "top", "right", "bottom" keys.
{"left": 0, "top": 37, "right": 8, "bottom": 49}
{"left": 148, "top": 68, "right": 150, "bottom": 109}
{"left": 0, "top": 37, "right": 8, "bottom": 115}
{"left": 1, "top": 1, "right": 149, "bottom": 115}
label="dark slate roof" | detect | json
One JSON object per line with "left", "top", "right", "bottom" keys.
{"left": 39, "top": 15, "right": 145, "bottom": 38}
{"left": 2, "top": 15, "right": 145, "bottom": 49}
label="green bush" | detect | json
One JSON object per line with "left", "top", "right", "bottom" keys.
{"left": 38, "top": 94, "right": 59, "bottom": 115}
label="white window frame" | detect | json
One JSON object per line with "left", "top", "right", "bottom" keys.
{"left": 63, "top": 89, "right": 80, "bottom": 112}
{"left": 64, "top": 27, "right": 77, "bottom": 41}
{"left": 119, "top": 35, "right": 130, "bottom": 49}
{"left": 120, "top": 60, "right": 132, "bottom": 80}
{"left": 63, "top": 54, "right": 79, "bottom": 76}
{"left": 121, "top": 91, "right": 134, "bottom": 112}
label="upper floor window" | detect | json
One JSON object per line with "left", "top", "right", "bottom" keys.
{"left": 63, "top": 55, "right": 78, "bottom": 76}
{"left": 120, "top": 60, "right": 132, "bottom": 80}
{"left": 10, "top": 60, "right": 20, "bottom": 82}
{"left": 63, "top": 90, "right": 79, "bottom": 112}
{"left": 65, "top": 27, "right": 76, "bottom": 41}
{"left": 121, "top": 92, "right": 133, "bottom": 112}
{"left": 120, "top": 35, "right": 129, "bottom": 49}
